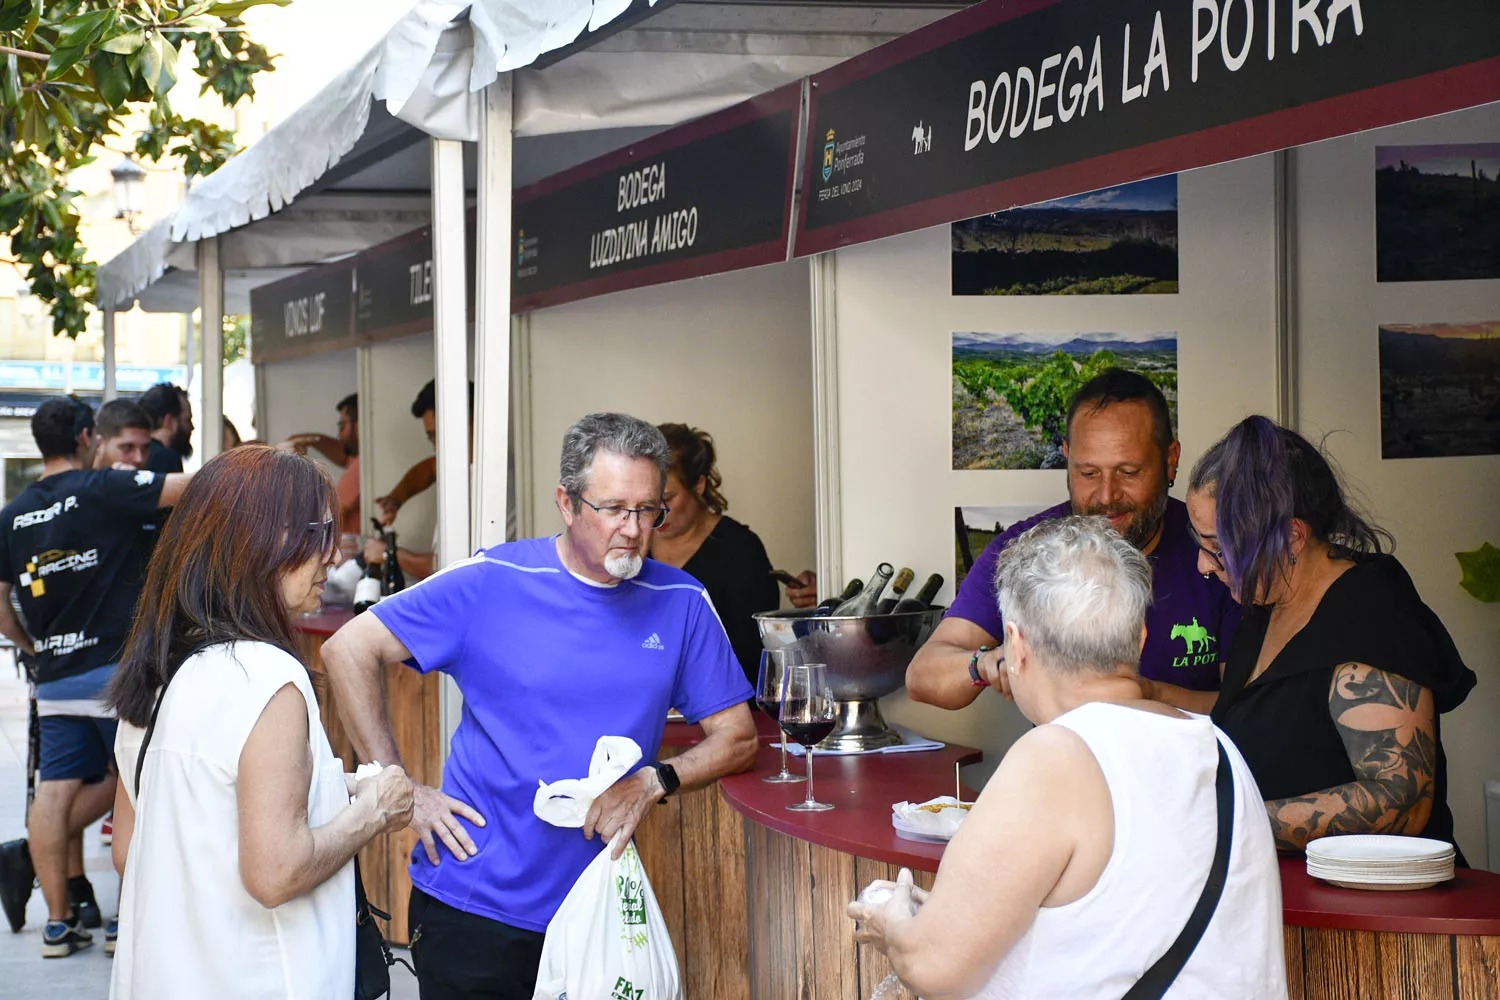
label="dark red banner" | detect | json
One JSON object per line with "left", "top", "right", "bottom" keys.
{"left": 795, "top": 0, "right": 1500, "bottom": 255}
{"left": 511, "top": 83, "right": 802, "bottom": 312}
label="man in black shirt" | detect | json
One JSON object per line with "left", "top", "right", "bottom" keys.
{"left": 0, "top": 398, "right": 188, "bottom": 957}
{"left": 138, "top": 382, "right": 194, "bottom": 474}
{"left": 92, "top": 399, "right": 153, "bottom": 471}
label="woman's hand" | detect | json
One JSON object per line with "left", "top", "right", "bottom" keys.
{"left": 354, "top": 765, "right": 414, "bottom": 835}
{"left": 847, "top": 869, "right": 927, "bottom": 951}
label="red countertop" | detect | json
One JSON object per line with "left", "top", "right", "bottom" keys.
{"left": 663, "top": 709, "right": 783, "bottom": 749}
{"left": 719, "top": 739, "right": 1500, "bottom": 936}
{"left": 721, "top": 742, "right": 983, "bottom": 870}
{"left": 292, "top": 607, "right": 355, "bottom": 637}
{"left": 1279, "top": 857, "right": 1500, "bottom": 936}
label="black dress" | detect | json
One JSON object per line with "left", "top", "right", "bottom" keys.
{"left": 1212, "top": 555, "right": 1476, "bottom": 854}
{"left": 680, "top": 516, "right": 780, "bottom": 687}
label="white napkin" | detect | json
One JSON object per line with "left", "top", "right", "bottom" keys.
{"left": 891, "top": 796, "right": 970, "bottom": 839}
{"left": 779, "top": 724, "right": 945, "bottom": 757}
{"left": 532, "top": 736, "right": 642, "bottom": 828}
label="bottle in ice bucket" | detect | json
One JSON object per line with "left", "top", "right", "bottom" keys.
{"left": 832, "top": 562, "right": 894, "bottom": 616}
{"left": 874, "top": 567, "right": 915, "bottom": 614}
{"left": 813, "top": 577, "right": 862, "bottom": 615}
{"left": 891, "top": 573, "right": 944, "bottom": 614}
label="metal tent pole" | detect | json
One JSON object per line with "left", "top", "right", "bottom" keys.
{"left": 473, "top": 76, "right": 513, "bottom": 552}
{"left": 102, "top": 308, "right": 117, "bottom": 402}
{"left": 198, "top": 236, "right": 224, "bottom": 462}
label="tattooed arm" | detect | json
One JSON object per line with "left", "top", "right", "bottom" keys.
{"left": 1266, "top": 663, "right": 1436, "bottom": 851}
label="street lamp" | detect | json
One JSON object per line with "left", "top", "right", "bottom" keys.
{"left": 110, "top": 155, "right": 147, "bottom": 233}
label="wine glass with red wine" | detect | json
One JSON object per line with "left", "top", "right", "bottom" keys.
{"left": 757, "top": 649, "right": 806, "bottom": 784}
{"left": 780, "top": 661, "right": 837, "bottom": 812}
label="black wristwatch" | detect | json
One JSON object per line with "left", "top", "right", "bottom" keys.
{"left": 643, "top": 761, "right": 680, "bottom": 803}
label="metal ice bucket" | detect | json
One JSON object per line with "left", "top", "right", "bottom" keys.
{"left": 753, "top": 608, "right": 944, "bottom": 752}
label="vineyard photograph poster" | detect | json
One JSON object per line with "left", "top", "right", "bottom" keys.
{"left": 952, "top": 331, "right": 1178, "bottom": 470}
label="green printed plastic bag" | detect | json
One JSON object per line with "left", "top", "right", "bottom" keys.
{"left": 531, "top": 836, "right": 681, "bottom": 1000}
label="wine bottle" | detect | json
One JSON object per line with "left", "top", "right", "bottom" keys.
{"left": 891, "top": 573, "right": 945, "bottom": 614}
{"left": 813, "top": 578, "right": 863, "bottom": 612}
{"left": 875, "top": 567, "right": 915, "bottom": 614}
{"left": 382, "top": 528, "right": 406, "bottom": 595}
{"left": 353, "top": 559, "right": 383, "bottom": 614}
{"left": 832, "top": 563, "right": 895, "bottom": 617}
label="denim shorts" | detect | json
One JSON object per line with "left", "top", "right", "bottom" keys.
{"left": 37, "top": 716, "right": 119, "bottom": 783}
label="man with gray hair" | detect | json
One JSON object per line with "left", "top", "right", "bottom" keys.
{"left": 323, "top": 411, "right": 757, "bottom": 999}
{"left": 849, "top": 516, "right": 1285, "bottom": 998}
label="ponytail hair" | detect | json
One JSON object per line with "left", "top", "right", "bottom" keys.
{"left": 658, "top": 423, "right": 728, "bottom": 515}
{"left": 1189, "top": 416, "right": 1389, "bottom": 602}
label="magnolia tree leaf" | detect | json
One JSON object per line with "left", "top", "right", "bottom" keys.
{"left": 100, "top": 29, "right": 146, "bottom": 55}
{"left": 1456, "top": 543, "right": 1500, "bottom": 603}
{"left": 91, "top": 51, "right": 130, "bottom": 108}
{"left": 206, "top": 0, "right": 291, "bottom": 17}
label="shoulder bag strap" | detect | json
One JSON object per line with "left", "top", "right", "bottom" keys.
{"left": 1120, "top": 739, "right": 1235, "bottom": 1000}
{"left": 133, "top": 676, "right": 171, "bottom": 802}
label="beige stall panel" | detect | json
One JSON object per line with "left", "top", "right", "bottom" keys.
{"left": 526, "top": 260, "right": 816, "bottom": 590}
{"left": 367, "top": 333, "right": 438, "bottom": 559}
{"left": 258, "top": 349, "right": 358, "bottom": 482}
{"left": 831, "top": 154, "right": 1282, "bottom": 783}
{"left": 1293, "top": 102, "right": 1500, "bottom": 867}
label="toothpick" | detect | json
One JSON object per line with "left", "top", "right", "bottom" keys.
{"left": 954, "top": 762, "right": 962, "bottom": 805}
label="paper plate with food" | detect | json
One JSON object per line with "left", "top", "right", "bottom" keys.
{"left": 891, "top": 796, "right": 971, "bottom": 843}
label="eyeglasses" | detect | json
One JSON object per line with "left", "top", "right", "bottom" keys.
{"left": 1188, "top": 526, "right": 1227, "bottom": 571}
{"left": 308, "top": 517, "right": 336, "bottom": 555}
{"left": 575, "top": 495, "right": 669, "bottom": 529}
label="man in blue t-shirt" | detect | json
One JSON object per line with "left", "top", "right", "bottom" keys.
{"left": 909, "top": 369, "right": 1238, "bottom": 715}
{"left": 323, "top": 411, "right": 757, "bottom": 999}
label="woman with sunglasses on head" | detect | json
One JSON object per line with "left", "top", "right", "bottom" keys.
{"left": 1181, "top": 416, "right": 1474, "bottom": 857}
{"left": 105, "top": 445, "right": 412, "bottom": 1000}
{"left": 649, "top": 423, "right": 780, "bottom": 686}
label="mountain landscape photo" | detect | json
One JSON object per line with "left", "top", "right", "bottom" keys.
{"left": 952, "top": 175, "right": 1179, "bottom": 295}
{"left": 1379, "top": 322, "right": 1500, "bottom": 458}
{"left": 1376, "top": 144, "right": 1500, "bottom": 282}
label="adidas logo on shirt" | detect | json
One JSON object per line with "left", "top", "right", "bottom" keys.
{"left": 641, "top": 633, "right": 665, "bottom": 650}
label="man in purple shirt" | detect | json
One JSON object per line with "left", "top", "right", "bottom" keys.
{"left": 322, "top": 412, "right": 757, "bottom": 1000}
{"left": 909, "top": 369, "right": 1237, "bottom": 714}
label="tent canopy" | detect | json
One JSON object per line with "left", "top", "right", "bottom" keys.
{"left": 97, "top": 0, "right": 957, "bottom": 311}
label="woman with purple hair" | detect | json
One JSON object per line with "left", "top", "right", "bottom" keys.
{"left": 1183, "top": 416, "right": 1475, "bottom": 857}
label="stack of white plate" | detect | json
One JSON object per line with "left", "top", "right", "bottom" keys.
{"left": 1306, "top": 835, "right": 1456, "bottom": 891}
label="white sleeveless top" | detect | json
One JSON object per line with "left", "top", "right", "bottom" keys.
{"left": 110, "top": 642, "right": 355, "bottom": 1000}
{"left": 975, "top": 702, "right": 1287, "bottom": 1000}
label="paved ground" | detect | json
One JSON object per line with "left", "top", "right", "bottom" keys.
{"left": 0, "top": 663, "right": 419, "bottom": 998}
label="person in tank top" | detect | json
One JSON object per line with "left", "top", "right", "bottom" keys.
{"left": 848, "top": 516, "right": 1285, "bottom": 1000}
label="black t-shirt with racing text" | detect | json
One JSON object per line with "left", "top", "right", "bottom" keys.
{"left": 0, "top": 468, "right": 165, "bottom": 684}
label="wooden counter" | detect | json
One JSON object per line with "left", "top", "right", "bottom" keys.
{"left": 716, "top": 743, "right": 1500, "bottom": 1000}
{"left": 294, "top": 608, "right": 443, "bottom": 946}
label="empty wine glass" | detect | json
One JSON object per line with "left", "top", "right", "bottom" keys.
{"left": 780, "top": 661, "right": 836, "bottom": 812}
{"left": 756, "top": 649, "right": 805, "bottom": 784}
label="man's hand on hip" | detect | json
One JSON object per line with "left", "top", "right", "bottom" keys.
{"left": 411, "top": 783, "right": 486, "bottom": 864}
{"left": 583, "top": 769, "right": 661, "bottom": 860}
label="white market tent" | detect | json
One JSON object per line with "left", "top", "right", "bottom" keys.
{"left": 96, "top": 0, "right": 960, "bottom": 578}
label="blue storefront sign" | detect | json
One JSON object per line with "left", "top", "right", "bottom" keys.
{"left": 0, "top": 362, "right": 187, "bottom": 394}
